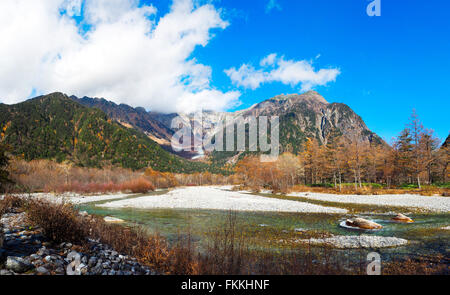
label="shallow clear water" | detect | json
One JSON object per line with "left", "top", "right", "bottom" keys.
{"left": 77, "top": 191, "right": 450, "bottom": 262}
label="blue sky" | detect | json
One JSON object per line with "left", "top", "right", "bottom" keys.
{"left": 1, "top": 0, "right": 449, "bottom": 143}
{"left": 189, "top": 0, "right": 449, "bottom": 143}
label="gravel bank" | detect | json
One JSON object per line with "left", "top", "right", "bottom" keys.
{"left": 0, "top": 211, "right": 157, "bottom": 275}
{"left": 98, "top": 186, "right": 348, "bottom": 214}
{"left": 287, "top": 192, "right": 450, "bottom": 213}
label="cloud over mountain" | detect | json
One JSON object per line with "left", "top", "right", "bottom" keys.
{"left": 0, "top": 0, "right": 240, "bottom": 113}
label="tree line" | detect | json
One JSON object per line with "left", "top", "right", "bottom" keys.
{"left": 235, "top": 111, "right": 449, "bottom": 192}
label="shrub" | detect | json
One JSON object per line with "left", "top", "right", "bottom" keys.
{"left": 121, "top": 177, "right": 155, "bottom": 194}
{"left": 0, "top": 195, "right": 25, "bottom": 215}
{"left": 25, "top": 200, "right": 89, "bottom": 244}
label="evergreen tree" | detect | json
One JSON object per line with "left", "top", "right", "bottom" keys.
{"left": 0, "top": 143, "right": 11, "bottom": 191}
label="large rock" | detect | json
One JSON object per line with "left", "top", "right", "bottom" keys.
{"left": 6, "top": 256, "right": 33, "bottom": 273}
{"left": 391, "top": 213, "right": 414, "bottom": 223}
{"left": 345, "top": 218, "right": 383, "bottom": 230}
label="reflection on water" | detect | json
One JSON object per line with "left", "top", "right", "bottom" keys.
{"left": 77, "top": 191, "right": 450, "bottom": 262}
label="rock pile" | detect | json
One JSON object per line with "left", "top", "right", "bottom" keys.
{"left": 0, "top": 211, "right": 157, "bottom": 275}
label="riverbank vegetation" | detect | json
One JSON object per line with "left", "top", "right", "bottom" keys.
{"left": 1, "top": 196, "right": 447, "bottom": 275}
{"left": 4, "top": 159, "right": 236, "bottom": 194}
{"left": 0, "top": 111, "right": 448, "bottom": 196}
{"left": 235, "top": 112, "right": 448, "bottom": 195}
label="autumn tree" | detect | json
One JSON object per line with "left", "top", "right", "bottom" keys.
{"left": 302, "top": 138, "right": 322, "bottom": 185}
{"left": 409, "top": 110, "right": 425, "bottom": 188}
{"left": 346, "top": 136, "right": 368, "bottom": 189}
{"left": 324, "top": 136, "right": 346, "bottom": 190}
{"left": 277, "top": 153, "right": 303, "bottom": 188}
{"left": 419, "top": 129, "right": 441, "bottom": 184}
{"left": 437, "top": 145, "right": 449, "bottom": 183}
{"left": 393, "top": 128, "right": 414, "bottom": 185}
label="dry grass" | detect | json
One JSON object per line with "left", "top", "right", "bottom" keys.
{"left": 383, "top": 255, "right": 449, "bottom": 275}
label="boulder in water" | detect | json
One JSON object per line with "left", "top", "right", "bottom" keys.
{"left": 104, "top": 216, "right": 124, "bottom": 223}
{"left": 391, "top": 213, "right": 414, "bottom": 223}
{"left": 345, "top": 218, "right": 383, "bottom": 230}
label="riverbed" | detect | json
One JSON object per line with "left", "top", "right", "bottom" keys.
{"left": 75, "top": 186, "right": 450, "bottom": 264}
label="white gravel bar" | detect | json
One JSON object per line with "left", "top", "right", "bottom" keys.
{"left": 98, "top": 186, "right": 347, "bottom": 214}
{"left": 287, "top": 192, "right": 450, "bottom": 213}
{"left": 297, "top": 235, "right": 408, "bottom": 249}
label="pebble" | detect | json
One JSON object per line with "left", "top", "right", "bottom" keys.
{"left": 36, "top": 266, "right": 50, "bottom": 275}
{"left": 6, "top": 256, "right": 33, "bottom": 273}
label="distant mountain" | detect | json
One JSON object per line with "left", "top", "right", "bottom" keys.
{"left": 0, "top": 93, "right": 209, "bottom": 172}
{"left": 70, "top": 96, "right": 201, "bottom": 159}
{"left": 239, "top": 91, "right": 386, "bottom": 154}
{"left": 150, "top": 91, "right": 386, "bottom": 160}
{"left": 6, "top": 90, "right": 386, "bottom": 169}
{"left": 443, "top": 135, "right": 450, "bottom": 148}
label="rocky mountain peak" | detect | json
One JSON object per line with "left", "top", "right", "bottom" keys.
{"left": 271, "top": 91, "right": 328, "bottom": 105}
{"left": 299, "top": 90, "right": 329, "bottom": 104}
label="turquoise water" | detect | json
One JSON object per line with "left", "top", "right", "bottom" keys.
{"left": 77, "top": 191, "right": 450, "bottom": 262}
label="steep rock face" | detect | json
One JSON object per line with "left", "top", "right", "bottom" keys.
{"left": 239, "top": 91, "right": 384, "bottom": 154}
{"left": 443, "top": 135, "right": 450, "bottom": 148}
{"left": 71, "top": 96, "right": 174, "bottom": 146}
{"left": 71, "top": 91, "right": 385, "bottom": 159}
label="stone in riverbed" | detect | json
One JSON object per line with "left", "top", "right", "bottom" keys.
{"left": 345, "top": 218, "right": 382, "bottom": 230}
{"left": 391, "top": 213, "right": 414, "bottom": 223}
{"left": 88, "top": 256, "right": 98, "bottom": 267}
{"left": 36, "top": 266, "right": 50, "bottom": 275}
{"left": 6, "top": 256, "right": 33, "bottom": 273}
{"left": 104, "top": 216, "right": 124, "bottom": 223}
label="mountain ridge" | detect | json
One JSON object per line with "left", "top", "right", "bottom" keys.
{"left": 0, "top": 91, "right": 387, "bottom": 167}
{"left": 0, "top": 93, "right": 211, "bottom": 172}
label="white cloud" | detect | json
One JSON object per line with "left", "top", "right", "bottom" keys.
{"left": 265, "top": 0, "right": 282, "bottom": 13}
{"left": 0, "top": 0, "right": 240, "bottom": 113}
{"left": 225, "top": 54, "right": 340, "bottom": 91}
{"left": 260, "top": 53, "right": 277, "bottom": 66}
